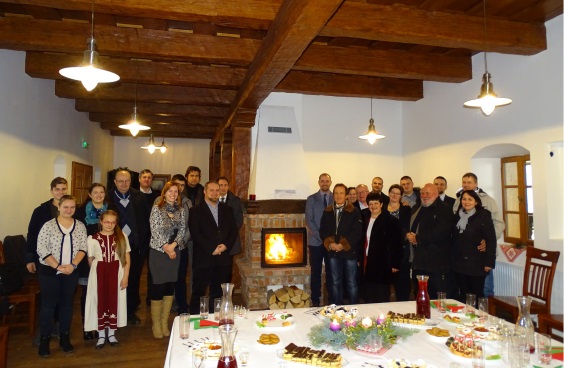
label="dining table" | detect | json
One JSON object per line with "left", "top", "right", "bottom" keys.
{"left": 165, "top": 300, "right": 563, "bottom": 368}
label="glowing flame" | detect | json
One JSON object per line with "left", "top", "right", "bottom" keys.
{"left": 266, "top": 234, "right": 290, "bottom": 261}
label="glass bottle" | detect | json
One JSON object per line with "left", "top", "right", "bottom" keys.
{"left": 217, "top": 324, "right": 238, "bottom": 368}
{"left": 219, "top": 283, "right": 235, "bottom": 326}
{"left": 416, "top": 275, "right": 431, "bottom": 319}
{"left": 514, "top": 296, "right": 535, "bottom": 353}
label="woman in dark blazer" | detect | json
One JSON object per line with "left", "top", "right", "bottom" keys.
{"left": 451, "top": 190, "right": 496, "bottom": 301}
{"left": 361, "top": 193, "right": 403, "bottom": 303}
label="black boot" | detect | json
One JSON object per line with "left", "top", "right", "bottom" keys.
{"left": 38, "top": 336, "right": 50, "bottom": 358}
{"left": 59, "top": 332, "right": 74, "bottom": 353}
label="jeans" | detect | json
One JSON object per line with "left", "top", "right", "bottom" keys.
{"left": 329, "top": 257, "right": 358, "bottom": 305}
{"left": 483, "top": 270, "right": 494, "bottom": 297}
{"left": 308, "top": 245, "right": 333, "bottom": 305}
{"left": 38, "top": 271, "right": 79, "bottom": 336}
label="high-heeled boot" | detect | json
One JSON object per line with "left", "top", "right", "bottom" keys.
{"left": 38, "top": 336, "right": 50, "bottom": 357}
{"left": 162, "top": 295, "right": 174, "bottom": 337}
{"left": 151, "top": 300, "right": 164, "bottom": 339}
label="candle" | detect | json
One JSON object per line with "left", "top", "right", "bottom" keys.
{"left": 377, "top": 314, "right": 386, "bottom": 325}
{"left": 329, "top": 319, "right": 341, "bottom": 331}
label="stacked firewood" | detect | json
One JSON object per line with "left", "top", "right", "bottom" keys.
{"left": 267, "top": 285, "right": 311, "bottom": 309}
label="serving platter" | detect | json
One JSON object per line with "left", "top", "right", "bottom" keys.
{"left": 255, "top": 312, "right": 295, "bottom": 329}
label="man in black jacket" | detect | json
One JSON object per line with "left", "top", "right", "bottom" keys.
{"left": 107, "top": 168, "right": 149, "bottom": 325}
{"left": 217, "top": 176, "right": 243, "bottom": 257}
{"left": 184, "top": 166, "right": 204, "bottom": 207}
{"left": 406, "top": 183, "right": 454, "bottom": 299}
{"left": 188, "top": 181, "right": 238, "bottom": 315}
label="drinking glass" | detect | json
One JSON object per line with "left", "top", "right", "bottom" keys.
{"left": 179, "top": 313, "right": 190, "bottom": 339}
{"left": 466, "top": 293, "right": 476, "bottom": 315}
{"left": 512, "top": 333, "right": 530, "bottom": 368}
{"left": 437, "top": 291, "right": 447, "bottom": 315}
{"left": 472, "top": 339, "right": 486, "bottom": 368}
{"left": 477, "top": 297, "right": 489, "bottom": 324}
{"left": 537, "top": 333, "right": 552, "bottom": 365}
{"left": 214, "top": 298, "right": 222, "bottom": 321}
{"left": 192, "top": 347, "right": 207, "bottom": 368}
{"left": 200, "top": 296, "right": 209, "bottom": 319}
{"left": 239, "top": 350, "right": 250, "bottom": 367}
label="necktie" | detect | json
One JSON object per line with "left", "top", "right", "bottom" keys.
{"left": 221, "top": 197, "right": 225, "bottom": 203}
{"left": 323, "top": 194, "right": 327, "bottom": 208}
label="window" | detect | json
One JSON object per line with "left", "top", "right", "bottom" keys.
{"left": 501, "top": 154, "right": 533, "bottom": 245}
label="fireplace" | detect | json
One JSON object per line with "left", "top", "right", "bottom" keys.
{"left": 261, "top": 228, "right": 307, "bottom": 268}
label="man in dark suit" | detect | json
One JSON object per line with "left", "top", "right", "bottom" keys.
{"left": 107, "top": 168, "right": 149, "bottom": 325}
{"left": 217, "top": 176, "right": 243, "bottom": 256}
{"left": 188, "top": 181, "right": 238, "bottom": 315}
{"left": 434, "top": 176, "right": 456, "bottom": 208}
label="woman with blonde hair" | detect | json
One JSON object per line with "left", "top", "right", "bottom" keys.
{"left": 149, "top": 181, "right": 186, "bottom": 339}
{"left": 85, "top": 210, "right": 130, "bottom": 349}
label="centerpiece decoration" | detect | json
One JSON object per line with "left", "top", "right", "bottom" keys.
{"left": 308, "top": 313, "right": 416, "bottom": 351}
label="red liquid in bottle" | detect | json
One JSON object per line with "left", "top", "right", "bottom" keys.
{"left": 217, "top": 355, "right": 237, "bottom": 368}
{"left": 219, "top": 318, "right": 235, "bottom": 326}
{"left": 416, "top": 279, "right": 431, "bottom": 319}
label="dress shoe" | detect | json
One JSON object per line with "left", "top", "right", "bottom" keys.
{"left": 83, "top": 331, "right": 94, "bottom": 340}
{"left": 127, "top": 313, "right": 141, "bottom": 325}
{"left": 59, "top": 332, "right": 74, "bottom": 353}
{"left": 108, "top": 335, "right": 119, "bottom": 347}
{"left": 95, "top": 337, "right": 106, "bottom": 350}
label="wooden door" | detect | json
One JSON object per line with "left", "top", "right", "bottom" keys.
{"left": 72, "top": 161, "right": 93, "bottom": 206}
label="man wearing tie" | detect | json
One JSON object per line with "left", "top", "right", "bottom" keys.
{"left": 305, "top": 173, "right": 334, "bottom": 307}
{"left": 217, "top": 176, "right": 244, "bottom": 257}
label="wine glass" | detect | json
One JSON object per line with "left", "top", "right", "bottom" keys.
{"left": 192, "top": 347, "right": 207, "bottom": 368}
{"left": 477, "top": 297, "right": 488, "bottom": 325}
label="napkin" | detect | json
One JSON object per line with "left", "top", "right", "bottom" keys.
{"left": 552, "top": 346, "right": 563, "bottom": 361}
{"left": 430, "top": 301, "right": 464, "bottom": 312}
{"left": 194, "top": 319, "right": 219, "bottom": 329}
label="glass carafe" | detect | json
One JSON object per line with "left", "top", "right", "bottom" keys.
{"left": 217, "top": 324, "right": 238, "bottom": 368}
{"left": 514, "top": 296, "right": 535, "bottom": 353}
{"left": 416, "top": 275, "right": 431, "bottom": 318}
{"left": 219, "top": 283, "right": 235, "bottom": 326}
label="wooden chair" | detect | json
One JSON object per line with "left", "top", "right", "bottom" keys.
{"left": 0, "top": 237, "right": 39, "bottom": 336}
{"left": 538, "top": 314, "right": 564, "bottom": 342}
{"left": 0, "top": 326, "right": 8, "bottom": 368}
{"left": 489, "top": 246, "right": 560, "bottom": 324}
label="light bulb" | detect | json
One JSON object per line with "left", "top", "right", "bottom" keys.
{"left": 160, "top": 145, "right": 167, "bottom": 153}
{"left": 129, "top": 126, "right": 140, "bottom": 137}
{"left": 480, "top": 95, "right": 496, "bottom": 116}
{"left": 147, "top": 144, "right": 156, "bottom": 154}
{"left": 368, "top": 135, "right": 377, "bottom": 145}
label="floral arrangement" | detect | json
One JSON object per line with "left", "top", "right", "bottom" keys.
{"left": 308, "top": 315, "right": 416, "bottom": 351}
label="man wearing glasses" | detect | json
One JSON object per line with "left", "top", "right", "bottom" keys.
{"left": 108, "top": 168, "right": 149, "bottom": 325}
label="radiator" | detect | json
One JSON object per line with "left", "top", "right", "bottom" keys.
{"left": 495, "top": 262, "right": 563, "bottom": 314}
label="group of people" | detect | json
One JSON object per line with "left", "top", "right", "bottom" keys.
{"left": 25, "top": 167, "right": 244, "bottom": 357}
{"left": 306, "top": 172, "right": 504, "bottom": 308}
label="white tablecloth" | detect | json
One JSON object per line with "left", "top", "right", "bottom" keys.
{"left": 165, "top": 300, "right": 562, "bottom": 368}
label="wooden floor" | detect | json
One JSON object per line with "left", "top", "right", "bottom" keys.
{"left": 5, "top": 264, "right": 243, "bottom": 368}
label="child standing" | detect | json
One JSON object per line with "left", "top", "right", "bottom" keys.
{"left": 84, "top": 210, "right": 131, "bottom": 349}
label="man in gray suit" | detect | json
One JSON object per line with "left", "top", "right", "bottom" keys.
{"left": 305, "top": 173, "right": 334, "bottom": 307}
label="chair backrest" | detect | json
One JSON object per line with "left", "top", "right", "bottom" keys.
{"left": 522, "top": 246, "right": 560, "bottom": 308}
{"left": 2, "top": 235, "right": 27, "bottom": 276}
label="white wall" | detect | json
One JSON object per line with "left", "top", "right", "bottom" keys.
{"left": 113, "top": 136, "right": 210, "bottom": 182}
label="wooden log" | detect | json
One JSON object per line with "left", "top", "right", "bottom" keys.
{"left": 290, "top": 295, "right": 302, "bottom": 304}
{"left": 304, "top": 299, "right": 311, "bottom": 308}
{"left": 277, "top": 301, "right": 285, "bottom": 309}
{"left": 285, "top": 301, "right": 294, "bottom": 309}
{"left": 269, "top": 302, "right": 280, "bottom": 310}
{"left": 284, "top": 286, "right": 295, "bottom": 298}
{"left": 296, "top": 301, "right": 305, "bottom": 308}
{"left": 275, "top": 288, "right": 290, "bottom": 303}
{"left": 301, "top": 291, "right": 310, "bottom": 301}
{"left": 267, "top": 289, "right": 277, "bottom": 305}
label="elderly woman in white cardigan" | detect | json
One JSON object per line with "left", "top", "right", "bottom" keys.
{"left": 36, "top": 195, "right": 87, "bottom": 358}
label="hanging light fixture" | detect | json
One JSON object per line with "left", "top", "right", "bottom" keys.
{"left": 118, "top": 78, "right": 150, "bottom": 136}
{"left": 159, "top": 137, "right": 167, "bottom": 153}
{"left": 464, "top": 0, "right": 512, "bottom": 115}
{"left": 359, "top": 97, "right": 385, "bottom": 144}
{"left": 59, "top": 1, "right": 119, "bottom": 91}
{"left": 141, "top": 134, "right": 157, "bottom": 154}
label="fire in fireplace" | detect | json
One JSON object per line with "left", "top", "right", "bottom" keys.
{"left": 261, "top": 227, "right": 307, "bottom": 268}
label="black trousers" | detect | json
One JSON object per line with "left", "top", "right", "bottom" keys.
{"left": 174, "top": 248, "right": 190, "bottom": 313}
{"left": 127, "top": 248, "right": 147, "bottom": 315}
{"left": 38, "top": 269, "right": 79, "bottom": 336}
{"left": 189, "top": 261, "right": 232, "bottom": 315}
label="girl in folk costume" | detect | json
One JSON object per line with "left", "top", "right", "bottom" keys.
{"left": 85, "top": 210, "right": 131, "bottom": 349}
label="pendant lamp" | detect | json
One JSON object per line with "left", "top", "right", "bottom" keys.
{"left": 118, "top": 79, "right": 150, "bottom": 136}
{"left": 141, "top": 134, "right": 158, "bottom": 154}
{"left": 359, "top": 97, "right": 385, "bottom": 144}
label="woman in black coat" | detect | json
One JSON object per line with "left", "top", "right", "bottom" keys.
{"left": 361, "top": 193, "right": 403, "bottom": 303}
{"left": 451, "top": 190, "right": 496, "bottom": 301}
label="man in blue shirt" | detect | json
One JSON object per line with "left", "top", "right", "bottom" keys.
{"left": 305, "top": 173, "right": 334, "bottom": 307}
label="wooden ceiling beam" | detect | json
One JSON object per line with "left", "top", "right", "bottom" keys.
{"left": 75, "top": 99, "right": 229, "bottom": 118}
{"left": 0, "top": 17, "right": 261, "bottom": 65}
{"left": 295, "top": 44, "right": 472, "bottom": 82}
{"left": 322, "top": 2, "right": 547, "bottom": 55}
{"left": 276, "top": 71, "right": 423, "bottom": 101}
{"left": 2, "top": 0, "right": 281, "bottom": 30}
{"left": 55, "top": 80, "right": 236, "bottom": 106}
{"left": 25, "top": 52, "right": 246, "bottom": 89}
{"left": 91, "top": 113, "right": 222, "bottom": 126}
{"left": 214, "top": 0, "right": 345, "bottom": 143}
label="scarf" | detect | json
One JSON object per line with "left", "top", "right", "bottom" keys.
{"left": 85, "top": 201, "right": 107, "bottom": 225}
{"left": 165, "top": 202, "right": 179, "bottom": 213}
{"left": 456, "top": 208, "right": 476, "bottom": 233}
